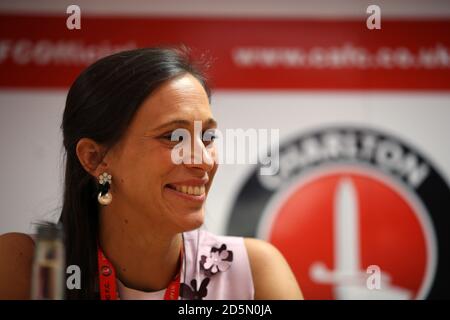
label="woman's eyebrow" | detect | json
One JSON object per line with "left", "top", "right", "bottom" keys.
{"left": 203, "top": 118, "right": 218, "bottom": 128}
{"left": 151, "top": 118, "right": 217, "bottom": 132}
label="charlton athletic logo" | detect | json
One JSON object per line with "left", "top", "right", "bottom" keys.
{"left": 227, "top": 126, "right": 450, "bottom": 299}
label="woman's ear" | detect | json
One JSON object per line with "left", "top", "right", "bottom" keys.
{"left": 75, "top": 138, "right": 109, "bottom": 178}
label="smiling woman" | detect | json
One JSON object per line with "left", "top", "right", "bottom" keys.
{"left": 0, "top": 47, "right": 303, "bottom": 300}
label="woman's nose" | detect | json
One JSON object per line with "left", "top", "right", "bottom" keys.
{"left": 184, "top": 136, "right": 216, "bottom": 172}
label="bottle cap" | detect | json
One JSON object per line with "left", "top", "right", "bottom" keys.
{"left": 35, "top": 222, "right": 64, "bottom": 241}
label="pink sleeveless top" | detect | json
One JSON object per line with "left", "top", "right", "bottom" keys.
{"left": 117, "top": 228, "right": 255, "bottom": 300}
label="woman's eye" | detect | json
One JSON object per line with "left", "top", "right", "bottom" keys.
{"left": 202, "top": 131, "right": 217, "bottom": 144}
{"left": 161, "top": 133, "right": 183, "bottom": 142}
{"left": 160, "top": 130, "right": 216, "bottom": 145}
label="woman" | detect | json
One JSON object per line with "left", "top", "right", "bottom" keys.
{"left": 0, "top": 47, "right": 303, "bottom": 300}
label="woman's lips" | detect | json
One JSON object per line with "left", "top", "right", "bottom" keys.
{"left": 169, "top": 184, "right": 205, "bottom": 196}
{"left": 164, "top": 183, "right": 207, "bottom": 202}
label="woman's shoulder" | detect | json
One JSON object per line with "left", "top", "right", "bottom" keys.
{"left": 0, "top": 232, "right": 35, "bottom": 299}
{"left": 243, "top": 237, "right": 304, "bottom": 300}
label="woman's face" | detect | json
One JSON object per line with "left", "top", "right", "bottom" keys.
{"left": 103, "top": 73, "right": 218, "bottom": 233}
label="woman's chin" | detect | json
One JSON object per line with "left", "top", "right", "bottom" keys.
{"left": 173, "top": 209, "right": 205, "bottom": 232}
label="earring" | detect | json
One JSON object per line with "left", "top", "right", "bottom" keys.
{"left": 97, "top": 172, "right": 112, "bottom": 206}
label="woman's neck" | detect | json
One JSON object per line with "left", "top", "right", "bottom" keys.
{"left": 98, "top": 207, "right": 183, "bottom": 292}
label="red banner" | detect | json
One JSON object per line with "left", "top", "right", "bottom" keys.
{"left": 0, "top": 14, "right": 449, "bottom": 90}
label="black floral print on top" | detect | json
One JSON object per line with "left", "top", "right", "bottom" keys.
{"left": 180, "top": 243, "right": 234, "bottom": 300}
{"left": 179, "top": 278, "right": 210, "bottom": 300}
{"left": 200, "top": 244, "right": 233, "bottom": 277}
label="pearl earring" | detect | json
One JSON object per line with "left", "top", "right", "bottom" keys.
{"left": 97, "top": 172, "right": 112, "bottom": 206}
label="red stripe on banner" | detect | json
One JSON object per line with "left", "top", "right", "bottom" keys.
{"left": 0, "top": 14, "right": 449, "bottom": 90}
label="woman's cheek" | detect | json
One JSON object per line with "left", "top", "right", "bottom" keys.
{"left": 205, "top": 144, "right": 217, "bottom": 164}
{"left": 207, "top": 146, "right": 219, "bottom": 178}
{"left": 165, "top": 146, "right": 179, "bottom": 166}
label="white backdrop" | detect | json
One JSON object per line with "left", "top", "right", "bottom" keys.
{"left": 1, "top": 89, "right": 449, "bottom": 235}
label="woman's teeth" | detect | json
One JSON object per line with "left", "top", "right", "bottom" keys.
{"left": 174, "top": 185, "right": 206, "bottom": 196}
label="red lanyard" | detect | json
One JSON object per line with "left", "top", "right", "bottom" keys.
{"left": 97, "top": 245, "right": 182, "bottom": 300}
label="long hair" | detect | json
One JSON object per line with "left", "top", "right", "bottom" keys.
{"left": 59, "top": 47, "right": 211, "bottom": 299}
